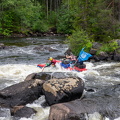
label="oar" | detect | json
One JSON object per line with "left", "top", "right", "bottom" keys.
{"left": 41, "top": 67, "right": 45, "bottom": 72}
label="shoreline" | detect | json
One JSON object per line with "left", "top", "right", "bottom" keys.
{"left": 0, "top": 32, "right": 68, "bottom": 38}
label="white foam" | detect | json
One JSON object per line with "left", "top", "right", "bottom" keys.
{"left": 0, "top": 64, "right": 40, "bottom": 83}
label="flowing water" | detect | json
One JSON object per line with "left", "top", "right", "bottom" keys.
{"left": 0, "top": 36, "right": 120, "bottom": 120}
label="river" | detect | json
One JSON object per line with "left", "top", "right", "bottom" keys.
{"left": 0, "top": 36, "right": 120, "bottom": 120}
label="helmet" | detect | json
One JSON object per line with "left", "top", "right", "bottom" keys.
{"left": 48, "top": 57, "right": 53, "bottom": 61}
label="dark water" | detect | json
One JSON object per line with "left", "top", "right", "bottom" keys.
{"left": 0, "top": 36, "right": 67, "bottom": 65}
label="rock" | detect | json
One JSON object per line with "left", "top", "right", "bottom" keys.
{"left": 42, "top": 77, "right": 84, "bottom": 105}
{"left": 33, "top": 46, "right": 58, "bottom": 52}
{"left": 34, "top": 72, "right": 51, "bottom": 81}
{"left": 92, "top": 42, "right": 102, "bottom": 49}
{"left": 24, "top": 73, "right": 37, "bottom": 81}
{"left": 11, "top": 106, "right": 36, "bottom": 118}
{"left": 49, "top": 84, "right": 120, "bottom": 120}
{"left": 51, "top": 72, "right": 74, "bottom": 79}
{"left": 64, "top": 48, "right": 72, "bottom": 55}
{"left": 113, "top": 48, "right": 120, "bottom": 61}
{"left": 0, "top": 79, "right": 44, "bottom": 107}
{"left": 33, "top": 45, "right": 44, "bottom": 51}
{"left": 34, "top": 72, "right": 78, "bottom": 80}
{"left": 44, "top": 46, "right": 58, "bottom": 52}
{"left": 0, "top": 43, "right": 9, "bottom": 49}
{"left": 90, "top": 48, "right": 97, "bottom": 55}
{"left": 97, "top": 51, "right": 109, "bottom": 61}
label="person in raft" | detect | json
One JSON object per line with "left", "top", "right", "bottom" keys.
{"left": 66, "top": 53, "right": 77, "bottom": 64}
{"left": 45, "top": 57, "right": 57, "bottom": 67}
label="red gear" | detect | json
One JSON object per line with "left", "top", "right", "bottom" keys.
{"left": 51, "top": 59, "right": 57, "bottom": 65}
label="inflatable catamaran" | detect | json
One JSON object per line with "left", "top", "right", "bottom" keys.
{"left": 37, "top": 60, "right": 87, "bottom": 72}
{"left": 37, "top": 48, "right": 92, "bottom": 72}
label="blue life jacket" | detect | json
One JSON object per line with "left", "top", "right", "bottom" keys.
{"left": 60, "top": 63, "right": 70, "bottom": 68}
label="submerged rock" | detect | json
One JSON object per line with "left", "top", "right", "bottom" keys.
{"left": 11, "top": 106, "right": 36, "bottom": 118}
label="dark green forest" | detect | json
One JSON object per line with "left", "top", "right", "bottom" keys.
{"left": 0, "top": 0, "right": 120, "bottom": 54}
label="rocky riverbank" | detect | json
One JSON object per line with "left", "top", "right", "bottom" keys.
{"left": 0, "top": 31, "right": 68, "bottom": 38}
{"left": 0, "top": 72, "right": 119, "bottom": 120}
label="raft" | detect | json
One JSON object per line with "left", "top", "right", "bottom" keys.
{"left": 37, "top": 60, "right": 87, "bottom": 72}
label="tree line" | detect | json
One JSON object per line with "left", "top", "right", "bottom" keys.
{"left": 0, "top": 0, "right": 120, "bottom": 54}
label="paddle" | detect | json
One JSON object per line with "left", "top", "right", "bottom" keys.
{"left": 41, "top": 67, "right": 45, "bottom": 72}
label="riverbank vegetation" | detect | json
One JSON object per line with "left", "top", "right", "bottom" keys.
{"left": 0, "top": 0, "right": 120, "bottom": 54}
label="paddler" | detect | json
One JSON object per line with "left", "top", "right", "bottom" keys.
{"left": 45, "top": 57, "right": 57, "bottom": 67}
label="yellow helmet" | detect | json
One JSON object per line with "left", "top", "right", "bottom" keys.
{"left": 48, "top": 57, "right": 53, "bottom": 61}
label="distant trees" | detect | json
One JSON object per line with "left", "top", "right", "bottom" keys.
{"left": 0, "top": 0, "right": 49, "bottom": 36}
{"left": 0, "top": 0, "right": 120, "bottom": 50}
{"left": 63, "top": 0, "right": 120, "bottom": 54}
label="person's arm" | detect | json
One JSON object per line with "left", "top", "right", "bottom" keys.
{"left": 66, "top": 55, "right": 72, "bottom": 59}
{"left": 45, "top": 62, "right": 52, "bottom": 67}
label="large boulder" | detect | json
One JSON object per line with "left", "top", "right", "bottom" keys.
{"left": 0, "top": 79, "right": 44, "bottom": 108}
{"left": 42, "top": 77, "right": 85, "bottom": 105}
{"left": 49, "top": 84, "right": 120, "bottom": 120}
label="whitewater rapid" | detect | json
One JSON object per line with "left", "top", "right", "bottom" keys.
{"left": 0, "top": 37, "right": 120, "bottom": 120}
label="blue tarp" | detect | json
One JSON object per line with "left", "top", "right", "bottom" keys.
{"left": 77, "top": 48, "right": 92, "bottom": 62}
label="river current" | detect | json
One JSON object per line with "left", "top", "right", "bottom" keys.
{"left": 0, "top": 37, "right": 120, "bottom": 120}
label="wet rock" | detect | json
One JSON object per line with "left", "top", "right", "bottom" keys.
{"left": 51, "top": 72, "right": 71, "bottom": 79}
{"left": 0, "top": 79, "right": 44, "bottom": 107}
{"left": 43, "top": 77, "right": 85, "bottom": 105}
{"left": 44, "top": 46, "right": 58, "bottom": 52}
{"left": 64, "top": 48, "right": 72, "bottom": 55}
{"left": 24, "top": 73, "right": 37, "bottom": 81}
{"left": 90, "top": 48, "right": 97, "bottom": 55}
{"left": 97, "top": 51, "right": 109, "bottom": 60}
{"left": 0, "top": 43, "right": 9, "bottom": 49}
{"left": 49, "top": 84, "right": 120, "bottom": 120}
{"left": 34, "top": 72, "right": 77, "bottom": 80}
{"left": 0, "top": 43, "right": 5, "bottom": 49}
{"left": 34, "top": 72, "right": 51, "bottom": 81}
{"left": 113, "top": 48, "right": 120, "bottom": 61}
{"left": 11, "top": 106, "right": 36, "bottom": 118}
{"left": 33, "top": 45, "right": 44, "bottom": 51}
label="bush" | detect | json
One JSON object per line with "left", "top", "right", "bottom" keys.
{"left": 97, "top": 41, "right": 119, "bottom": 54}
{"left": 67, "top": 29, "right": 93, "bottom": 55}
